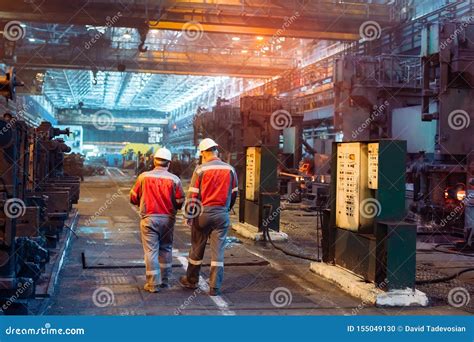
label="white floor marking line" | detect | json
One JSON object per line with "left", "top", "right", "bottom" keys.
{"left": 176, "top": 255, "right": 236, "bottom": 316}
{"left": 114, "top": 167, "right": 125, "bottom": 177}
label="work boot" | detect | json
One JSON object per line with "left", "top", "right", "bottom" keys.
{"left": 209, "top": 288, "right": 221, "bottom": 296}
{"left": 179, "top": 276, "right": 198, "bottom": 290}
{"left": 160, "top": 278, "right": 170, "bottom": 289}
{"left": 144, "top": 283, "right": 160, "bottom": 293}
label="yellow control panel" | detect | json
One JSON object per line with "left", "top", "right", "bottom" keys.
{"left": 245, "top": 147, "right": 261, "bottom": 201}
{"left": 335, "top": 142, "right": 372, "bottom": 231}
{"left": 368, "top": 143, "right": 379, "bottom": 190}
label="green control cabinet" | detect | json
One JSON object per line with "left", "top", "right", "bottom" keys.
{"left": 323, "top": 139, "right": 417, "bottom": 290}
{"left": 239, "top": 146, "right": 280, "bottom": 232}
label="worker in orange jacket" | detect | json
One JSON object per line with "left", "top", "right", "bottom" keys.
{"left": 179, "top": 138, "right": 238, "bottom": 296}
{"left": 130, "top": 148, "right": 184, "bottom": 293}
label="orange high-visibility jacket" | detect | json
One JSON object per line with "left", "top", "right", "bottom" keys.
{"left": 130, "top": 167, "right": 184, "bottom": 218}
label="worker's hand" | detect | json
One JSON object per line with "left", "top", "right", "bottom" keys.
{"left": 185, "top": 219, "right": 193, "bottom": 227}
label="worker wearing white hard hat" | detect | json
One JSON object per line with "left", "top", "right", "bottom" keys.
{"left": 198, "top": 138, "right": 219, "bottom": 152}
{"left": 130, "top": 147, "right": 184, "bottom": 293}
{"left": 179, "top": 138, "right": 238, "bottom": 296}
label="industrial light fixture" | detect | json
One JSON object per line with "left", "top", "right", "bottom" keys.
{"left": 241, "top": 49, "right": 248, "bottom": 54}
{"left": 256, "top": 36, "right": 264, "bottom": 41}
{"left": 123, "top": 30, "right": 132, "bottom": 40}
{"left": 232, "top": 36, "right": 240, "bottom": 41}
{"left": 28, "top": 38, "right": 36, "bottom": 42}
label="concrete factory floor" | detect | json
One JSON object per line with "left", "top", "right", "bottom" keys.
{"left": 33, "top": 168, "right": 472, "bottom": 315}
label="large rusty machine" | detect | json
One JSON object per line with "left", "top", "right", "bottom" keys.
{"left": 193, "top": 98, "right": 243, "bottom": 179}
{"left": 333, "top": 20, "right": 474, "bottom": 246}
{"left": 0, "top": 102, "right": 80, "bottom": 313}
{"left": 237, "top": 95, "right": 304, "bottom": 232}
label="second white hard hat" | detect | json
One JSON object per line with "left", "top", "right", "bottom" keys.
{"left": 154, "top": 147, "right": 172, "bottom": 161}
{"left": 198, "top": 138, "right": 219, "bottom": 152}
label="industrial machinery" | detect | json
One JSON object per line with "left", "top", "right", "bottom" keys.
{"left": 238, "top": 95, "right": 302, "bottom": 232}
{"left": 30, "top": 121, "right": 81, "bottom": 245}
{"left": 333, "top": 21, "right": 474, "bottom": 244}
{"left": 0, "top": 93, "right": 78, "bottom": 312}
{"left": 0, "top": 116, "right": 48, "bottom": 313}
{"left": 0, "top": 67, "right": 23, "bottom": 101}
{"left": 193, "top": 98, "right": 243, "bottom": 180}
{"left": 323, "top": 139, "right": 421, "bottom": 299}
{"left": 418, "top": 20, "right": 474, "bottom": 244}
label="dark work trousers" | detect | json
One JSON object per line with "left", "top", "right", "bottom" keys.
{"left": 186, "top": 207, "right": 230, "bottom": 289}
{"left": 140, "top": 215, "right": 175, "bottom": 287}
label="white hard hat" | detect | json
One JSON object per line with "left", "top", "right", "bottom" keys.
{"left": 198, "top": 138, "right": 218, "bottom": 152}
{"left": 154, "top": 147, "right": 172, "bottom": 161}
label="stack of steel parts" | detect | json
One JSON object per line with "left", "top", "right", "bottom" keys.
{"left": 0, "top": 116, "right": 80, "bottom": 314}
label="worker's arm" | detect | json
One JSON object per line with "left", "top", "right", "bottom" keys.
{"left": 229, "top": 168, "right": 238, "bottom": 210}
{"left": 185, "top": 167, "right": 201, "bottom": 220}
{"left": 187, "top": 167, "right": 201, "bottom": 201}
{"left": 174, "top": 180, "right": 185, "bottom": 210}
{"left": 130, "top": 175, "right": 142, "bottom": 205}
